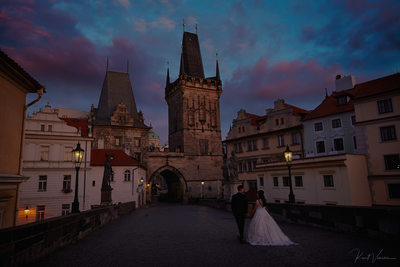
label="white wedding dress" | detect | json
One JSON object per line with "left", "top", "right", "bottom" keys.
{"left": 246, "top": 200, "right": 296, "bottom": 246}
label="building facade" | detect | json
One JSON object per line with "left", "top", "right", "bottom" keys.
{"left": 354, "top": 73, "right": 400, "bottom": 206}
{"left": 89, "top": 149, "right": 147, "bottom": 208}
{"left": 0, "top": 50, "right": 44, "bottom": 228}
{"left": 18, "top": 105, "right": 93, "bottom": 225}
{"left": 255, "top": 154, "right": 371, "bottom": 206}
{"left": 303, "top": 75, "right": 358, "bottom": 157}
{"left": 224, "top": 99, "right": 309, "bottom": 193}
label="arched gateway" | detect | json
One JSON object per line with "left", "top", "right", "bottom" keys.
{"left": 149, "top": 165, "right": 187, "bottom": 202}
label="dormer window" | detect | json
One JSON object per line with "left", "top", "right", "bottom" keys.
{"left": 337, "top": 96, "right": 347, "bottom": 105}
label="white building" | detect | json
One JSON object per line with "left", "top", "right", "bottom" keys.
{"left": 89, "top": 149, "right": 147, "bottom": 208}
{"left": 17, "top": 104, "right": 93, "bottom": 225}
{"left": 255, "top": 154, "right": 372, "bottom": 206}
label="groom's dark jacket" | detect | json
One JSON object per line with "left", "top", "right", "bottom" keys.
{"left": 231, "top": 192, "right": 248, "bottom": 216}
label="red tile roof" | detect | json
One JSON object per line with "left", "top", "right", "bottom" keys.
{"left": 284, "top": 103, "right": 310, "bottom": 117}
{"left": 244, "top": 112, "right": 263, "bottom": 126}
{"left": 60, "top": 117, "right": 89, "bottom": 137}
{"left": 303, "top": 89, "right": 355, "bottom": 121}
{"left": 91, "top": 149, "right": 140, "bottom": 166}
{"left": 354, "top": 73, "right": 400, "bottom": 99}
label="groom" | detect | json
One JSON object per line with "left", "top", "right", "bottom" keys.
{"left": 231, "top": 185, "right": 248, "bottom": 243}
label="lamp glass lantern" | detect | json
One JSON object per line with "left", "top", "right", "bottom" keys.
{"left": 284, "top": 145, "right": 293, "bottom": 163}
{"left": 72, "top": 143, "right": 84, "bottom": 167}
{"left": 140, "top": 177, "right": 144, "bottom": 184}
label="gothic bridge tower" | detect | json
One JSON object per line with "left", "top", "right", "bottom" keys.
{"left": 166, "top": 31, "right": 223, "bottom": 156}
{"left": 154, "top": 30, "right": 223, "bottom": 200}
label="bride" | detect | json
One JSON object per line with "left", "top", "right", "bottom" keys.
{"left": 246, "top": 190, "right": 296, "bottom": 246}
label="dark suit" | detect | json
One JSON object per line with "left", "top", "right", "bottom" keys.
{"left": 231, "top": 192, "right": 248, "bottom": 241}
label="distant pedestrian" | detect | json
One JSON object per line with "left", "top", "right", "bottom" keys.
{"left": 231, "top": 185, "right": 248, "bottom": 243}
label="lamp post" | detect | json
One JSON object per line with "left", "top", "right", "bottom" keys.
{"left": 284, "top": 145, "right": 295, "bottom": 204}
{"left": 71, "top": 143, "right": 84, "bottom": 213}
{"left": 24, "top": 206, "right": 29, "bottom": 219}
{"left": 201, "top": 181, "right": 205, "bottom": 199}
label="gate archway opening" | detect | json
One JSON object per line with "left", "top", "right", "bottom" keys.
{"left": 149, "top": 166, "right": 187, "bottom": 203}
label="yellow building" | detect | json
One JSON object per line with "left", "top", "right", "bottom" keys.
{"left": 0, "top": 50, "right": 44, "bottom": 228}
{"left": 354, "top": 73, "right": 400, "bottom": 206}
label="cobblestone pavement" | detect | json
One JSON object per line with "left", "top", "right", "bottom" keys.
{"left": 36, "top": 203, "right": 399, "bottom": 267}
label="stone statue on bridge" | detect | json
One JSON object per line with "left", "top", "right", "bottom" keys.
{"left": 228, "top": 151, "right": 238, "bottom": 181}
{"left": 101, "top": 153, "right": 114, "bottom": 205}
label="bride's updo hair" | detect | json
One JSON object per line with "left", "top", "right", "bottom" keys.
{"left": 258, "top": 190, "right": 267, "bottom": 207}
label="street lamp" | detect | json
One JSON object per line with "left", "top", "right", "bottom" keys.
{"left": 284, "top": 145, "right": 295, "bottom": 204}
{"left": 201, "top": 181, "right": 205, "bottom": 199}
{"left": 24, "top": 206, "right": 29, "bottom": 219}
{"left": 71, "top": 143, "right": 84, "bottom": 213}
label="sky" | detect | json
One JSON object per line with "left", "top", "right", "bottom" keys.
{"left": 1, "top": 0, "right": 399, "bottom": 145}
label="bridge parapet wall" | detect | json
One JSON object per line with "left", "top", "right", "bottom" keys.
{"left": 207, "top": 200, "right": 400, "bottom": 240}
{"left": 0, "top": 202, "right": 135, "bottom": 267}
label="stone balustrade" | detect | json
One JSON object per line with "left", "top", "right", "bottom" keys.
{"left": 0, "top": 202, "right": 135, "bottom": 267}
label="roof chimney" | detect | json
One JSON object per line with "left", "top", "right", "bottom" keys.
{"left": 335, "top": 74, "right": 356, "bottom": 91}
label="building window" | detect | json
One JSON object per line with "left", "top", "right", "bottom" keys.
{"left": 124, "top": 170, "right": 131, "bottom": 181}
{"left": 36, "top": 205, "right": 45, "bottom": 221}
{"left": 333, "top": 138, "right": 344, "bottom": 151}
{"left": 200, "top": 139, "right": 209, "bottom": 155}
{"left": 280, "top": 118, "right": 284, "bottom": 125}
{"left": 262, "top": 138, "right": 269, "bottom": 149}
{"left": 247, "top": 140, "right": 252, "bottom": 151}
{"left": 259, "top": 177, "right": 264, "bottom": 187}
{"left": 323, "top": 175, "right": 334, "bottom": 187}
{"left": 38, "top": 175, "right": 47, "bottom": 191}
{"left": 134, "top": 137, "right": 141, "bottom": 147}
{"left": 63, "top": 175, "right": 71, "bottom": 192}
{"left": 316, "top": 141, "right": 325, "bottom": 153}
{"left": 282, "top": 176, "right": 290, "bottom": 187}
{"left": 238, "top": 161, "right": 243, "bottom": 173}
{"left": 380, "top": 126, "right": 397, "bottom": 141}
{"left": 332, "top": 119, "right": 341, "bottom": 128}
{"left": 252, "top": 140, "right": 258, "bottom": 150}
{"left": 247, "top": 180, "right": 257, "bottom": 191}
{"left": 353, "top": 136, "right": 357, "bottom": 150}
{"left": 314, "top": 122, "right": 323, "bottom": 131}
{"left": 388, "top": 184, "right": 400, "bottom": 199}
{"left": 278, "top": 135, "right": 285, "bottom": 147}
{"left": 377, "top": 99, "right": 393, "bottom": 114}
{"left": 273, "top": 177, "right": 279, "bottom": 187}
{"left": 48, "top": 125, "right": 52, "bottom": 132}
{"left": 61, "top": 204, "right": 70, "bottom": 216}
{"left": 295, "top": 176, "right": 303, "bottom": 187}
{"left": 115, "top": 136, "right": 121, "bottom": 146}
{"left": 64, "top": 146, "right": 73, "bottom": 161}
{"left": 384, "top": 154, "right": 400, "bottom": 170}
{"left": 275, "top": 119, "right": 279, "bottom": 126}
{"left": 351, "top": 115, "right": 356, "bottom": 125}
{"left": 41, "top": 124, "right": 45, "bottom": 131}
{"left": 337, "top": 96, "right": 347, "bottom": 105}
{"left": 40, "top": 146, "right": 49, "bottom": 161}
{"left": 291, "top": 132, "right": 299, "bottom": 145}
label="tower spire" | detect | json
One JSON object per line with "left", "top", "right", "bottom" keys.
{"left": 216, "top": 50, "right": 220, "bottom": 81}
{"left": 166, "top": 60, "right": 170, "bottom": 86}
{"left": 182, "top": 18, "right": 185, "bottom": 32}
{"left": 106, "top": 56, "right": 109, "bottom": 71}
{"left": 179, "top": 41, "right": 185, "bottom": 76}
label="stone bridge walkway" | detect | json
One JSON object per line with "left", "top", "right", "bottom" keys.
{"left": 37, "top": 203, "right": 399, "bottom": 267}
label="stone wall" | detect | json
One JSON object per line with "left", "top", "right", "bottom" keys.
{"left": 212, "top": 200, "right": 400, "bottom": 240}
{"left": 0, "top": 202, "right": 135, "bottom": 267}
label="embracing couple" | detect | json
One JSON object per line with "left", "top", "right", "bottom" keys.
{"left": 231, "top": 185, "right": 296, "bottom": 246}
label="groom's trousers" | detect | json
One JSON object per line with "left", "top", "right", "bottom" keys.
{"left": 234, "top": 214, "right": 245, "bottom": 240}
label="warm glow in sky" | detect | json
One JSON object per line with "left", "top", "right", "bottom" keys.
{"left": 1, "top": 0, "right": 399, "bottom": 144}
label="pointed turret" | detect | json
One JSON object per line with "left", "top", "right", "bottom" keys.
{"left": 166, "top": 63, "right": 170, "bottom": 86}
{"left": 216, "top": 58, "right": 220, "bottom": 81}
{"left": 179, "top": 32, "right": 204, "bottom": 78}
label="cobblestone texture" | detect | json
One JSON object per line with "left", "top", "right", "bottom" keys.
{"left": 36, "top": 203, "right": 399, "bottom": 267}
